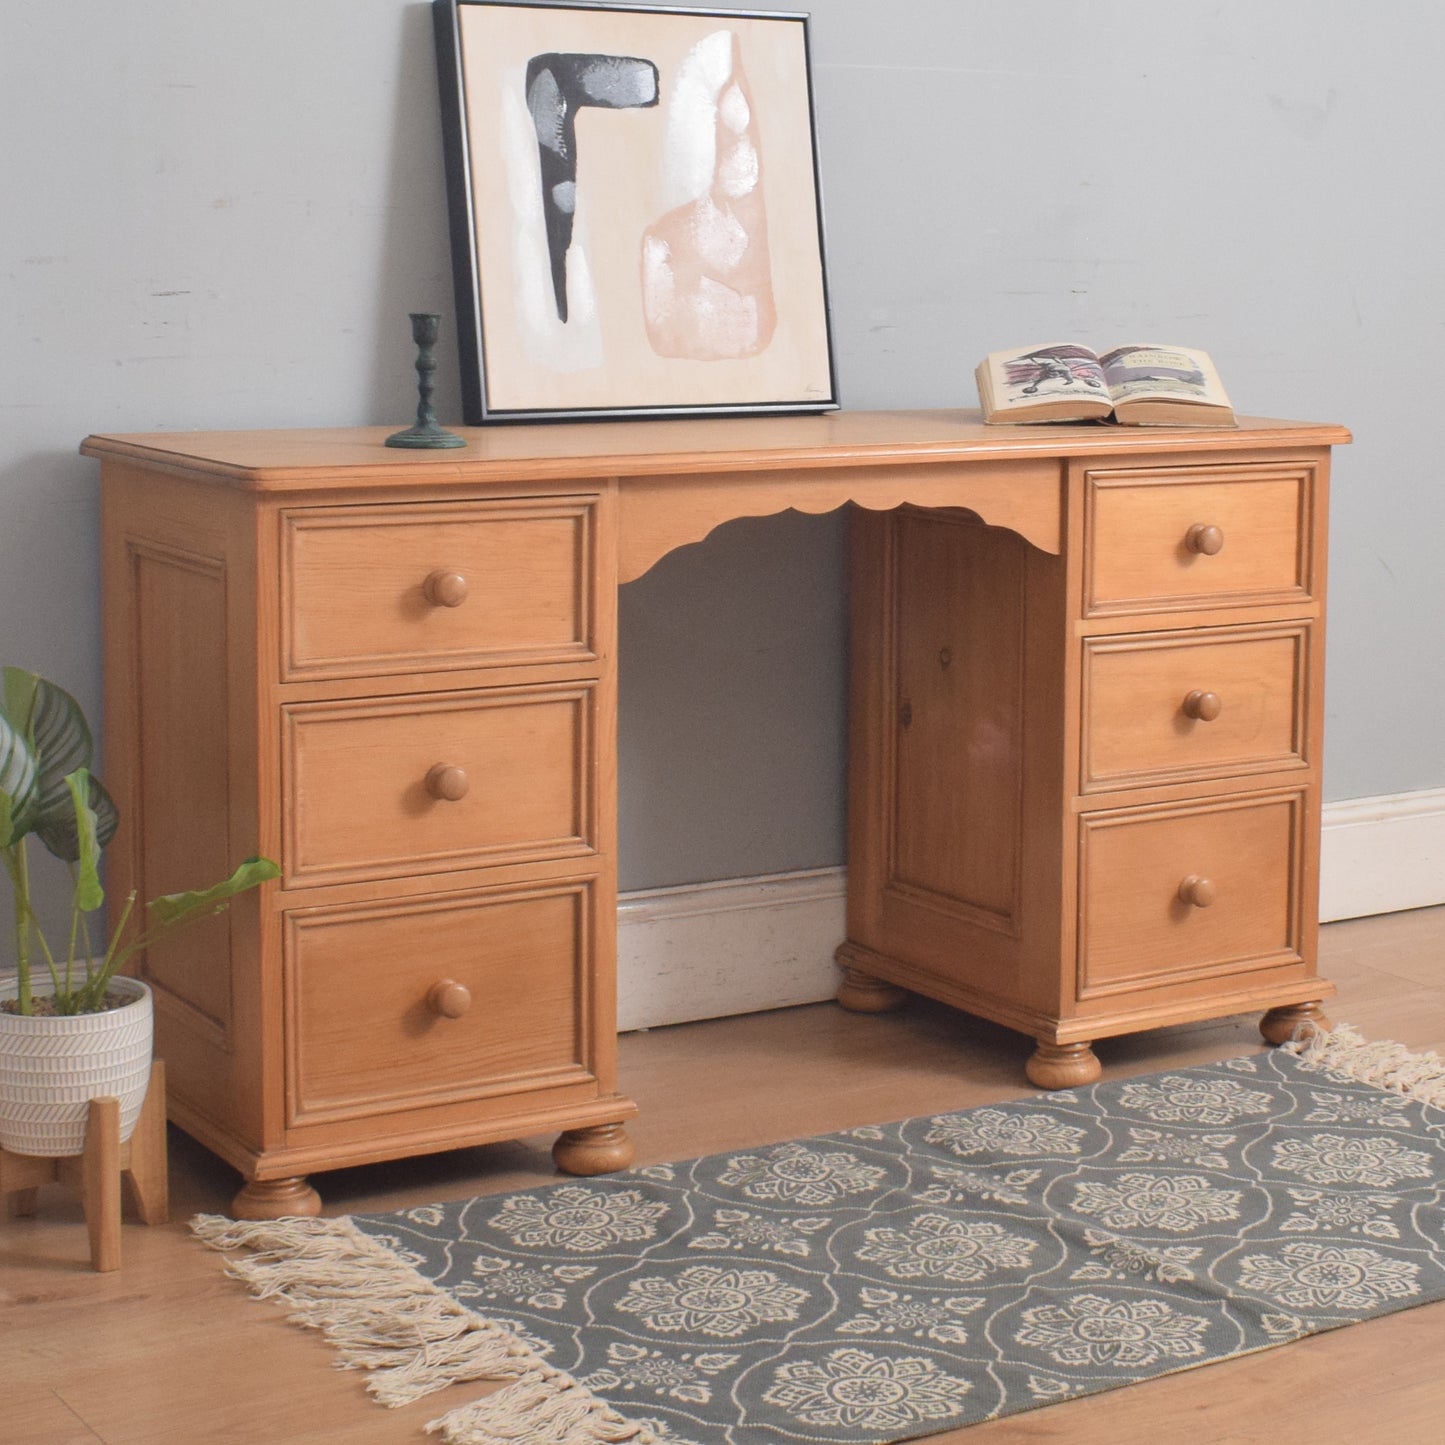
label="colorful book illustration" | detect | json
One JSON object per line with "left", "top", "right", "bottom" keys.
{"left": 976, "top": 343, "right": 1236, "bottom": 426}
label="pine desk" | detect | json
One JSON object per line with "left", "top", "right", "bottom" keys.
{"left": 85, "top": 412, "right": 1348, "bottom": 1216}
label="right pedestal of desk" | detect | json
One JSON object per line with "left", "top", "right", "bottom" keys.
{"left": 838, "top": 447, "right": 1335, "bottom": 1085}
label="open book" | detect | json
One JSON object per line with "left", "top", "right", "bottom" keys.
{"left": 975, "top": 343, "right": 1236, "bottom": 427}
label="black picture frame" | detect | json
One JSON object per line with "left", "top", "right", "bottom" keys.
{"left": 433, "top": 0, "right": 839, "bottom": 423}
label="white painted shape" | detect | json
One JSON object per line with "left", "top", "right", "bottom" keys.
{"left": 716, "top": 136, "right": 759, "bottom": 199}
{"left": 567, "top": 237, "right": 598, "bottom": 326}
{"left": 641, "top": 235, "right": 674, "bottom": 327}
{"left": 1319, "top": 787, "right": 1445, "bottom": 921}
{"left": 500, "top": 81, "right": 601, "bottom": 373}
{"left": 663, "top": 29, "right": 734, "bottom": 206}
{"left": 718, "top": 82, "right": 751, "bottom": 136}
{"left": 687, "top": 195, "right": 749, "bottom": 271}
{"left": 689, "top": 276, "right": 758, "bottom": 352}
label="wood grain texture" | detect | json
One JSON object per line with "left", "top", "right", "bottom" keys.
{"left": 1077, "top": 790, "right": 1305, "bottom": 994}
{"left": 1080, "top": 622, "right": 1310, "bottom": 791}
{"left": 280, "top": 497, "right": 599, "bottom": 680}
{"left": 1083, "top": 460, "right": 1321, "bottom": 617}
{"left": 99, "top": 451, "right": 631, "bottom": 1213}
{"left": 844, "top": 509, "right": 1071, "bottom": 1027}
{"left": 80, "top": 412, "right": 1352, "bottom": 487}
{"left": 280, "top": 684, "right": 595, "bottom": 887}
{"left": 617, "top": 459, "right": 1065, "bottom": 577}
{"left": 283, "top": 880, "right": 596, "bottom": 1127}
{"left": 95, "top": 417, "right": 1341, "bottom": 1212}
{"left": 844, "top": 443, "right": 1334, "bottom": 1070}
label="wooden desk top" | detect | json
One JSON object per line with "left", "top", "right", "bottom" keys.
{"left": 82, "top": 411, "right": 1352, "bottom": 492}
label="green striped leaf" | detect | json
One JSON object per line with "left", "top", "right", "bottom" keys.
{"left": 0, "top": 705, "right": 39, "bottom": 846}
{"left": 2, "top": 667, "right": 105, "bottom": 862}
{"left": 34, "top": 769, "right": 119, "bottom": 865}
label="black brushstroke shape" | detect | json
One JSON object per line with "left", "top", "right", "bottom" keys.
{"left": 525, "top": 52, "right": 659, "bottom": 321}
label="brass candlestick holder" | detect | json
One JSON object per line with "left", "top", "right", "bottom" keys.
{"left": 386, "top": 312, "right": 465, "bottom": 449}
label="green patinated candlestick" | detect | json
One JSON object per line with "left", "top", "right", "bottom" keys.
{"left": 385, "top": 312, "right": 465, "bottom": 448}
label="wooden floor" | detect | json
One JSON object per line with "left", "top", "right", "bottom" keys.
{"left": 4, "top": 904, "right": 1444, "bottom": 1445}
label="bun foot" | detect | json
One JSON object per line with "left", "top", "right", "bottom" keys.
{"left": 836, "top": 967, "right": 909, "bottom": 1014}
{"left": 552, "top": 1123, "right": 634, "bottom": 1176}
{"left": 231, "top": 1176, "right": 323, "bottom": 1220}
{"left": 1026, "top": 1041, "right": 1102, "bottom": 1090}
{"left": 1260, "top": 1001, "right": 1332, "bottom": 1046}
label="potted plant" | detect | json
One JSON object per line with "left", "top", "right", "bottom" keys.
{"left": 1, "top": 666, "right": 278, "bottom": 1156}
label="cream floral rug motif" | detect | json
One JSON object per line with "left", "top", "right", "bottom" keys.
{"left": 195, "top": 1028, "right": 1445, "bottom": 1444}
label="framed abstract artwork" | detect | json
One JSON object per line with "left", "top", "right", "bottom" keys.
{"left": 433, "top": 0, "right": 838, "bottom": 423}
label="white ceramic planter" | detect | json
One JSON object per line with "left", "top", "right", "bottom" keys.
{"left": 0, "top": 975, "right": 153, "bottom": 1157}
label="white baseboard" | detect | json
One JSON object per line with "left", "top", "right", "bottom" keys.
{"left": 617, "top": 867, "right": 846, "bottom": 1031}
{"left": 618, "top": 792, "right": 1445, "bottom": 1030}
{"left": 1319, "top": 787, "right": 1445, "bottom": 922}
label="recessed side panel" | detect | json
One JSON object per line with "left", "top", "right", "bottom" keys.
{"left": 130, "top": 541, "right": 235, "bottom": 1037}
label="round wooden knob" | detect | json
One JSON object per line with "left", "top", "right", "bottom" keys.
{"left": 427, "top": 979, "right": 471, "bottom": 1019}
{"left": 1178, "top": 874, "right": 1217, "bottom": 908}
{"left": 1185, "top": 523, "right": 1224, "bottom": 556}
{"left": 1182, "top": 689, "right": 1223, "bottom": 721}
{"left": 423, "top": 570, "right": 469, "bottom": 607}
{"left": 425, "top": 763, "right": 469, "bottom": 801}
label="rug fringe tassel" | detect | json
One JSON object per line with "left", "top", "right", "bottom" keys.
{"left": 1286, "top": 1022, "right": 1445, "bottom": 1108}
{"left": 191, "top": 1214, "right": 658, "bottom": 1443}
{"left": 426, "top": 1369, "right": 653, "bottom": 1444}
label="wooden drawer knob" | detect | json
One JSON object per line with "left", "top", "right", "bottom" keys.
{"left": 1178, "top": 874, "right": 1217, "bottom": 908}
{"left": 1182, "top": 689, "right": 1223, "bottom": 721}
{"left": 423, "top": 570, "right": 469, "bottom": 607}
{"left": 425, "top": 763, "right": 470, "bottom": 801}
{"left": 1185, "top": 523, "right": 1224, "bottom": 556}
{"left": 427, "top": 979, "right": 472, "bottom": 1019}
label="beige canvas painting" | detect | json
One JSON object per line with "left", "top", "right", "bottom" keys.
{"left": 437, "top": 1, "right": 837, "bottom": 421}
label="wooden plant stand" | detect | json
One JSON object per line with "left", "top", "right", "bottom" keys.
{"left": 0, "top": 1060, "right": 169, "bottom": 1271}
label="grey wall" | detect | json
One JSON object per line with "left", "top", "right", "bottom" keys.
{"left": 2, "top": 2, "right": 1441, "bottom": 932}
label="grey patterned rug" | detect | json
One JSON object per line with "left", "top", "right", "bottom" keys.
{"left": 195, "top": 1027, "right": 1445, "bottom": 1444}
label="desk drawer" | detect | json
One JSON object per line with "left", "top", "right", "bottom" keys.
{"left": 284, "top": 879, "right": 596, "bottom": 1127}
{"left": 1082, "top": 623, "right": 1309, "bottom": 791}
{"left": 1084, "top": 463, "right": 1316, "bottom": 617}
{"left": 281, "top": 497, "right": 598, "bottom": 680}
{"left": 1078, "top": 791, "right": 1303, "bottom": 998}
{"left": 282, "top": 684, "right": 594, "bottom": 887}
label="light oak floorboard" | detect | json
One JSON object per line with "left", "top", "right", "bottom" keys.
{"left": 0, "top": 1391, "right": 103, "bottom": 1445}
{"left": 3, "top": 906, "right": 1442, "bottom": 1444}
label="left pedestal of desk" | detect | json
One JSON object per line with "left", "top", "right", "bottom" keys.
{"left": 88, "top": 433, "right": 636, "bottom": 1218}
